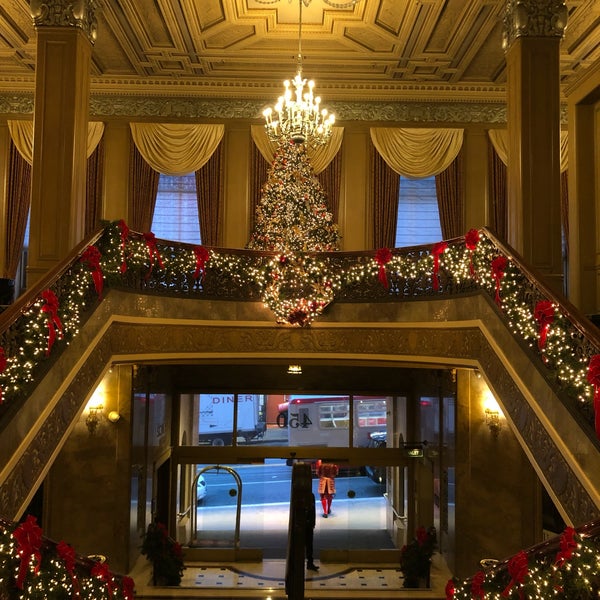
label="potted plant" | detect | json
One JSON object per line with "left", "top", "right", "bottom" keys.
{"left": 400, "top": 526, "right": 436, "bottom": 588}
{"left": 141, "top": 520, "right": 185, "bottom": 586}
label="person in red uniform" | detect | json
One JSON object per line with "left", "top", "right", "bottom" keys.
{"left": 316, "top": 461, "right": 338, "bottom": 517}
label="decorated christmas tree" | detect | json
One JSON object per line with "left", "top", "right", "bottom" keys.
{"left": 247, "top": 140, "right": 340, "bottom": 252}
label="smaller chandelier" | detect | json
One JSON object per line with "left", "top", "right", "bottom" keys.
{"left": 263, "top": 0, "right": 335, "bottom": 147}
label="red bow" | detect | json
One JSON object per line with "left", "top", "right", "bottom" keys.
{"left": 122, "top": 575, "right": 135, "bottom": 600}
{"left": 555, "top": 526, "right": 577, "bottom": 567}
{"left": 0, "top": 346, "right": 6, "bottom": 405}
{"left": 471, "top": 570, "right": 485, "bottom": 599}
{"left": 57, "top": 540, "right": 79, "bottom": 596}
{"left": 375, "top": 247, "right": 393, "bottom": 289}
{"left": 534, "top": 300, "right": 554, "bottom": 353}
{"left": 13, "top": 515, "right": 43, "bottom": 589}
{"left": 431, "top": 241, "right": 447, "bottom": 291}
{"left": 80, "top": 245, "right": 104, "bottom": 299}
{"left": 491, "top": 256, "right": 508, "bottom": 306}
{"left": 501, "top": 550, "right": 528, "bottom": 598}
{"left": 41, "top": 289, "right": 63, "bottom": 356}
{"left": 444, "top": 579, "right": 454, "bottom": 600}
{"left": 91, "top": 560, "right": 114, "bottom": 597}
{"left": 143, "top": 232, "right": 164, "bottom": 280}
{"left": 586, "top": 354, "right": 600, "bottom": 438}
{"left": 193, "top": 246, "right": 211, "bottom": 280}
{"left": 465, "top": 228, "right": 480, "bottom": 277}
{"left": 118, "top": 220, "right": 130, "bottom": 274}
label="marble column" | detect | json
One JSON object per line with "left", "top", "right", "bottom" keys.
{"left": 27, "top": 0, "right": 97, "bottom": 285}
{"left": 503, "top": 0, "right": 567, "bottom": 293}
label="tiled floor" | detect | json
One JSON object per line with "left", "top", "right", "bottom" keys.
{"left": 132, "top": 555, "right": 451, "bottom": 598}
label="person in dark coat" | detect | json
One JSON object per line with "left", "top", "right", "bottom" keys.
{"left": 306, "top": 492, "right": 319, "bottom": 571}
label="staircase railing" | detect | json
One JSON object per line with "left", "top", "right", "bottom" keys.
{"left": 449, "top": 519, "right": 600, "bottom": 599}
{"left": 0, "top": 515, "right": 134, "bottom": 599}
{"left": 1, "top": 220, "right": 599, "bottom": 446}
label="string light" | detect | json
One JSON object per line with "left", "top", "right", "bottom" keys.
{"left": 0, "top": 222, "right": 598, "bottom": 439}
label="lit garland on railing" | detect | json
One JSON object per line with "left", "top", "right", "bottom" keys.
{"left": 0, "top": 515, "right": 134, "bottom": 599}
{"left": 1, "top": 221, "right": 600, "bottom": 441}
{"left": 446, "top": 524, "right": 600, "bottom": 599}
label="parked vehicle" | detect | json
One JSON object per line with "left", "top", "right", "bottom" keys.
{"left": 197, "top": 474, "right": 207, "bottom": 503}
{"left": 196, "top": 393, "right": 266, "bottom": 446}
{"left": 279, "top": 395, "right": 388, "bottom": 448}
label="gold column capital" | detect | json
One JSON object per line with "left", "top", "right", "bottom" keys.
{"left": 502, "top": 0, "right": 568, "bottom": 51}
{"left": 30, "top": 0, "right": 98, "bottom": 44}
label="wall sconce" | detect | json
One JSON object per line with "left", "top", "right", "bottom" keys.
{"left": 287, "top": 364, "right": 302, "bottom": 375}
{"left": 485, "top": 408, "right": 501, "bottom": 438}
{"left": 107, "top": 410, "right": 121, "bottom": 423}
{"left": 86, "top": 404, "right": 104, "bottom": 435}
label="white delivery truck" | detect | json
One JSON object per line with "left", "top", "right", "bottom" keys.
{"left": 197, "top": 393, "right": 265, "bottom": 446}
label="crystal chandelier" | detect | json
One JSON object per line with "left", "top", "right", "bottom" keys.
{"left": 262, "top": 0, "right": 345, "bottom": 147}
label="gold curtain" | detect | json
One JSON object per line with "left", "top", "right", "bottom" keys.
{"left": 7, "top": 120, "right": 105, "bottom": 164}
{"left": 435, "top": 150, "right": 464, "bottom": 239}
{"left": 128, "top": 142, "right": 160, "bottom": 233}
{"left": 488, "top": 128, "right": 568, "bottom": 173}
{"left": 250, "top": 125, "right": 344, "bottom": 174}
{"left": 370, "top": 128, "right": 464, "bottom": 177}
{"left": 195, "top": 142, "right": 223, "bottom": 246}
{"left": 4, "top": 141, "right": 31, "bottom": 279}
{"left": 371, "top": 142, "right": 400, "bottom": 249}
{"left": 85, "top": 137, "right": 105, "bottom": 236}
{"left": 130, "top": 123, "right": 224, "bottom": 175}
{"left": 487, "top": 141, "right": 508, "bottom": 241}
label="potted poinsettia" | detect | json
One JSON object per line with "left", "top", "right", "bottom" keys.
{"left": 141, "top": 520, "right": 185, "bottom": 586}
{"left": 400, "top": 526, "right": 437, "bottom": 588}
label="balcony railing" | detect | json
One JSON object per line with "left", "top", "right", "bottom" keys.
{"left": 0, "top": 221, "right": 599, "bottom": 450}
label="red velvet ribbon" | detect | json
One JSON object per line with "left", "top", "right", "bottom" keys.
{"left": 57, "top": 540, "right": 79, "bottom": 596}
{"left": 465, "top": 228, "right": 480, "bottom": 277}
{"left": 0, "top": 346, "right": 6, "bottom": 405}
{"left": 534, "top": 300, "right": 554, "bottom": 352}
{"left": 91, "top": 561, "right": 114, "bottom": 597}
{"left": 122, "top": 575, "right": 135, "bottom": 600}
{"left": 586, "top": 354, "right": 600, "bottom": 438}
{"left": 80, "top": 245, "right": 104, "bottom": 299}
{"left": 444, "top": 579, "right": 454, "bottom": 600}
{"left": 471, "top": 570, "right": 485, "bottom": 599}
{"left": 143, "top": 232, "right": 164, "bottom": 279}
{"left": 13, "top": 515, "right": 43, "bottom": 589}
{"left": 41, "top": 289, "right": 63, "bottom": 356}
{"left": 491, "top": 256, "right": 507, "bottom": 306}
{"left": 375, "top": 248, "right": 393, "bottom": 289}
{"left": 193, "top": 245, "right": 210, "bottom": 280}
{"left": 501, "top": 550, "right": 528, "bottom": 598}
{"left": 431, "top": 241, "right": 447, "bottom": 291}
{"left": 555, "top": 526, "right": 577, "bottom": 567}
{"left": 118, "top": 220, "right": 130, "bottom": 274}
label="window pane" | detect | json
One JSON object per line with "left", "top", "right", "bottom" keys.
{"left": 395, "top": 175, "right": 442, "bottom": 247}
{"left": 152, "top": 173, "right": 201, "bottom": 244}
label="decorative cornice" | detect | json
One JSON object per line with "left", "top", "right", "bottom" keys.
{"left": 30, "top": 0, "right": 98, "bottom": 44}
{"left": 0, "top": 91, "right": 573, "bottom": 126}
{"left": 503, "top": 0, "right": 568, "bottom": 51}
{"left": 88, "top": 95, "right": 508, "bottom": 124}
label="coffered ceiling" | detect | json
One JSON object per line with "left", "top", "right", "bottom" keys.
{"left": 0, "top": 1, "right": 598, "bottom": 114}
